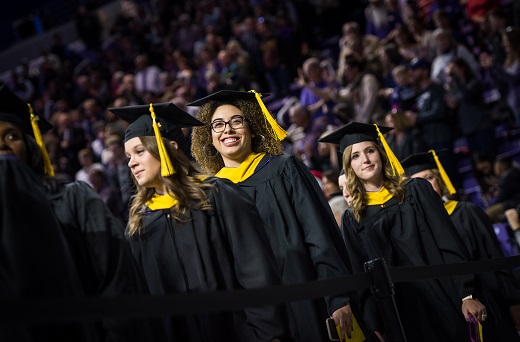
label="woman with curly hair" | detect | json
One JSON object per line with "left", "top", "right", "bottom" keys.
{"left": 189, "top": 90, "right": 378, "bottom": 342}
{"left": 109, "top": 102, "right": 291, "bottom": 342}
{"left": 319, "top": 122, "right": 486, "bottom": 342}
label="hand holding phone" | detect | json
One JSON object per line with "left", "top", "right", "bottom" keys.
{"left": 326, "top": 316, "right": 366, "bottom": 342}
{"left": 326, "top": 317, "right": 341, "bottom": 341}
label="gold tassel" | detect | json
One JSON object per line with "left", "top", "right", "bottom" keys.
{"left": 429, "top": 149, "right": 456, "bottom": 195}
{"left": 28, "top": 104, "right": 54, "bottom": 176}
{"left": 249, "top": 90, "right": 287, "bottom": 141}
{"left": 375, "top": 124, "right": 404, "bottom": 176}
{"left": 149, "top": 103, "right": 175, "bottom": 176}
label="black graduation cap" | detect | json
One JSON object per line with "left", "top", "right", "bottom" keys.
{"left": 401, "top": 149, "right": 456, "bottom": 194}
{"left": 318, "top": 121, "right": 393, "bottom": 154}
{"left": 108, "top": 102, "right": 203, "bottom": 143}
{"left": 319, "top": 121, "right": 404, "bottom": 176}
{"left": 109, "top": 102, "right": 204, "bottom": 177}
{"left": 187, "top": 90, "right": 269, "bottom": 107}
{"left": 0, "top": 85, "right": 55, "bottom": 175}
{"left": 0, "top": 85, "right": 53, "bottom": 135}
{"left": 187, "top": 89, "right": 287, "bottom": 141}
{"left": 401, "top": 149, "right": 449, "bottom": 176}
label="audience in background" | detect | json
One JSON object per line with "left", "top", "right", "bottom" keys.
{"left": 2, "top": 0, "right": 520, "bottom": 269}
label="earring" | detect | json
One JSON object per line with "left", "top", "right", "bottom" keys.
{"left": 256, "top": 134, "right": 265, "bottom": 142}
{"left": 203, "top": 144, "right": 219, "bottom": 158}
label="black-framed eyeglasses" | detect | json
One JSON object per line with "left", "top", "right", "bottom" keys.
{"left": 210, "top": 116, "right": 246, "bottom": 133}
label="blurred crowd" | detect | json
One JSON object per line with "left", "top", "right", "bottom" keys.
{"left": 2, "top": 0, "right": 520, "bottom": 226}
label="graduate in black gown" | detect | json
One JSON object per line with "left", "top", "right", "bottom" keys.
{"left": 108, "top": 102, "right": 291, "bottom": 342}
{"left": 402, "top": 150, "right": 520, "bottom": 341}
{"left": 0, "top": 136, "right": 98, "bottom": 341}
{"left": 189, "top": 90, "right": 377, "bottom": 342}
{"left": 319, "top": 122, "right": 487, "bottom": 342}
{"left": 0, "top": 85, "right": 162, "bottom": 342}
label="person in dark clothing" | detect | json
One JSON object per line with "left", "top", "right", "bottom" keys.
{"left": 0, "top": 85, "right": 164, "bottom": 342}
{"left": 444, "top": 57, "right": 496, "bottom": 157}
{"left": 190, "top": 90, "right": 378, "bottom": 342}
{"left": 402, "top": 150, "right": 520, "bottom": 342}
{"left": 486, "top": 156, "right": 520, "bottom": 223}
{"left": 405, "top": 57, "right": 460, "bottom": 189}
{"left": 109, "top": 102, "right": 292, "bottom": 342}
{"left": 0, "top": 156, "right": 100, "bottom": 342}
{"left": 319, "top": 122, "right": 486, "bottom": 342}
{"left": 383, "top": 108, "right": 427, "bottom": 161}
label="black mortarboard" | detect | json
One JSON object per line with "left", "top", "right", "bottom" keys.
{"left": 319, "top": 121, "right": 404, "bottom": 176}
{"left": 109, "top": 102, "right": 203, "bottom": 177}
{"left": 401, "top": 149, "right": 449, "bottom": 176}
{"left": 318, "top": 121, "right": 393, "bottom": 154}
{"left": 401, "top": 152, "right": 437, "bottom": 176}
{"left": 0, "top": 85, "right": 53, "bottom": 136}
{"left": 401, "top": 149, "right": 456, "bottom": 194}
{"left": 108, "top": 102, "right": 203, "bottom": 143}
{"left": 187, "top": 90, "right": 269, "bottom": 107}
{"left": 188, "top": 89, "right": 287, "bottom": 141}
{"left": 0, "top": 85, "right": 54, "bottom": 175}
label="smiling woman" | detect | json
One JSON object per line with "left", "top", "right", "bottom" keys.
{"left": 189, "top": 90, "right": 379, "bottom": 342}
{"left": 319, "top": 121, "right": 488, "bottom": 342}
{"left": 108, "top": 101, "right": 292, "bottom": 342}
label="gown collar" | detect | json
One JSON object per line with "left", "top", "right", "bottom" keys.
{"left": 216, "top": 152, "right": 266, "bottom": 183}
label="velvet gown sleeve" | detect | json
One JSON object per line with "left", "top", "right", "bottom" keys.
{"left": 0, "top": 156, "right": 99, "bottom": 342}
{"left": 49, "top": 181, "right": 163, "bottom": 342}
{"left": 406, "top": 179, "right": 476, "bottom": 299}
{"left": 452, "top": 201, "right": 520, "bottom": 304}
{"left": 282, "top": 156, "right": 353, "bottom": 311}
{"left": 208, "top": 178, "right": 291, "bottom": 341}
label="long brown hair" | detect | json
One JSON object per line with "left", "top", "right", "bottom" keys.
{"left": 504, "top": 26, "right": 520, "bottom": 68}
{"left": 343, "top": 142, "right": 405, "bottom": 221}
{"left": 127, "top": 136, "right": 213, "bottom": 236}
{"left": 191, "top": 98, "right": 284, "bottom": 174}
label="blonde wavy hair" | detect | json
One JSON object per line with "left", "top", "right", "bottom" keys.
{"left": 343, "top": 142, "right": 405, "bottom": 221}
{"left": 127, "top": 136, "right": 213, "bottom": 236}
{"left": 190, "top": 98, "right": 284, "bottom": 174}
{"left": 429, "top": 168, "right": 449, "bottom": 197}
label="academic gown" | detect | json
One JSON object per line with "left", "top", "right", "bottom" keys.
{"left": 341, "top": 178, "right": 475, "bottom": 342}
{"left": 46, "top": 180, "right": 165, "bottom": 342}
{"left": 0, "top": 156, "right": 99, "bottom": 342}
{"left": 127, "top": 177, "right": 290, "bottom": 342}
{"left": 233, "top": 154, "right": 367, "bottom": 342}
{"left": 448, "top": 200, "right": 520, "bottom": 341}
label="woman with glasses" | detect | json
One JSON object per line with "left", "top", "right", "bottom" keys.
{"left": 109, "top": 102, "right": 292, "bottom": 342}
{"left": 190, "top": 90, "right": 378, "bottom": 342}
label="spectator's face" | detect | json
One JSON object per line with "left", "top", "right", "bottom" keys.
{"left": 475, "top": 160, "right": 492, "bottom": 175}
{"left": 289, "top": 107, "right": 307, "bottom": 127}
{"left": 317, "top": 142, "right": 330, "bottom": 157}
{"left": 436, "top": 34, "right": 452, "bottom": 53}
{"left": 0, "top": 121, "right": 27, "bottom": 162}
{"left": 78, "top": 153, "right": 93, "bottom": 167}
{"left": 305, "top": 64, "right": 321, "bottom": 83}
{"left": 393, "top": 71, "right": 406, "bottom": 86}
{"left": 494, "top": 161, "right": 506, "bottom": 177}
{"left": 323, "top": 175, "right": 340, "bottom": 199}
{"left": 338, "top": 174, "right": 352, "bottom": 206}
